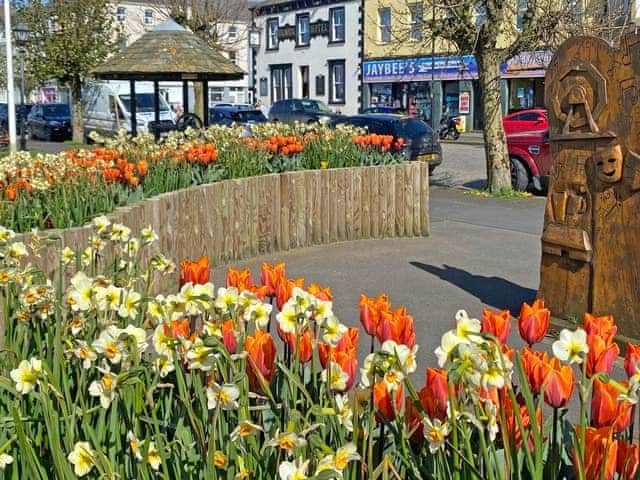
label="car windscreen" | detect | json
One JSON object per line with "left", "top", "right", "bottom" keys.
{"left": 230, "top": 110, "right": 267, "bottom": 122}
{"left": 398, "top": 119, "right": 432, "bottom": 137}
{"left": 119, "top": 93, "right": 171, "bottom": 113}
{"left": 301, "top": 100, "right": 331, "bottom": 113}
{"left": 42, "top": 104, "right": 70, "bottom": 117}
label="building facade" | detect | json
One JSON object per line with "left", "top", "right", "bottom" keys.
{"left": 252, "top": 0, "right": 361, "bottom": 114}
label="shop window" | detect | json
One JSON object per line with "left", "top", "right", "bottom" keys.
{"left": 297, "top": 14, "right": 310, "bottom": 47}
{"left": 328, "top": 60, "right": 345, "bottom": 104}
{"left": 379, "top": 8, "right": 391, "bottom": 43}
{"left": 409, "top": 3, "right": 423, "bottom": 41}
{"left": 330, "top": 7, "right": 345, "bottom": 43}
{"left": 144, "top": 9, "right": 154, "bottom": 25}
{"left": 267, "top": 18, "right": 279, "bottom": 50}
{"left": 271, "top": 65, "right": 292, "bottom": 102}
{"left": 116, "top": 6, "right": 125, "bottom": 22}
{"left": 315, "top": 75, "right": 325, "bottom": 96}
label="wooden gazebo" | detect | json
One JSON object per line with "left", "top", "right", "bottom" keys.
{"left": 93, "top": 19, "right": 245, "bottom": 136}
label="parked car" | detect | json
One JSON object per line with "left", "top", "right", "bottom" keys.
{"left": 360, "top": 106, "right": 405, "bottom": 114}
{"left": 0, "top": 102, "right": 34, "bottom": 134}
{"left": 507, "top": 129, "right": 551, "bottom": 192}
{"left": 268, "top": 99, "right": 341, "bottom": 125}
{"left": 502, "top": 108, "right": 548, "bottom": 135}
{"left": 210, "top": 105, "right": 268, "bottom": 127}
{"left": 331, "top": 114, "right": 442, "bottom": 174}
{"left": 27, "top": 103, "right": 72, "bottom": 141}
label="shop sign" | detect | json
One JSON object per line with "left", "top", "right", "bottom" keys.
{"left": 459, "top": 91, "right": 470, "bottom": 114}
{"left": 363, "top": 55, "right": 477, "bottom": 83}
{"left": 278, "top": 20, "right": 330, "bottom": 41}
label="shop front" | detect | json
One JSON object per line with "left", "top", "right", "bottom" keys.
{"left": 502, "top": 51, "right": 550, "bottom": 113}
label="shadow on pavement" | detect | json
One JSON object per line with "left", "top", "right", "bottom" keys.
{"left": 462, "top": 179, "right": 487, "bottom": 190}
{"left": 410, "top": 261, "right": 537, "bottom": 312}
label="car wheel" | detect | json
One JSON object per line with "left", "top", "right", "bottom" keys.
{"left": 428, "top": 164, "right": 436, "bottom": 176}
{"left": 510, "top": 156, "right": 529, "bottom": 191}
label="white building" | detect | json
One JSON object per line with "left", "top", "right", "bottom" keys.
{"left": 111, "top": 0, "right": 251, "bottom": 106}
{"left": 252, "top": 0, "right": 361, "bottom": 114}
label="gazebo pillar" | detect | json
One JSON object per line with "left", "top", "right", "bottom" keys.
{"left": 153, "top": 81, "right": 160, "bottom": 141}
{"left": 202, "top": 80, "right": 209, "bottom": 127}
{"left": 182, "top": 81, "right": 189, "bottom": 115}
{"left": 130, "top": 80, "right": 137, "bottom": 137}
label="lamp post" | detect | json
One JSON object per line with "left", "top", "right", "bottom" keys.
{"left": 13, "top": 22, "right": 30, "bottom": 151}
{"left": 248, "top": 25, "right": 260, "bottom": 105}
{"left": 3, "top": 0, "right": 17, "bottom": 154}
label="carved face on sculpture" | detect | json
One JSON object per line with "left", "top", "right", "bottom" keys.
{"left": 595, "top": 144, "right": 624, "bottom": 184}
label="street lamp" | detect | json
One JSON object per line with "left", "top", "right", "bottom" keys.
{"left": 248, "top": 24, "right": 260, "bottom": 105}
{"left": 13, "top": 22, "right": 30, "bottom": 151}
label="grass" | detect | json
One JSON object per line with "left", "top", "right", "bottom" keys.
{"left": 465, "top": 186, "right": 533, "bottom": 198}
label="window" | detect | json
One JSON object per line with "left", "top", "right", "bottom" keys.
{"left": 315, "top": 75, "right": 325, "bottom": 96}
{"left": 296, "top": 14, "right": 310, "bottom": 46}
{"left": 259, "top": 78, "right": 268, "bottom": 97}
{"left": 267, "top": 18, "right": 279, "bottom": 50}
{"left": 330, "top": 7, "right": 345, "bottom": 42}
{"left": 271, "top": 65, "right": 292, "bottom": 102}
{"left": 116, "top": 6, "right": 125, "bottom": 22}
{"left": 516, "top": 0, "right": 528, "bottom": 29}
{"left": 379, "top": 8, "right": 391, "bottom": 43}
{"left": 228, "top": 51, "right": 237, "bottom": 64}
{"left": 228, "top": 25, "right": 237, "bottom": 38}
{"left": 409, "top": 3, "right": 423, "bottom": 41}
{"left": 328, "top": 60, "right": 345, "bottom": 104}
{"left": 144, "top": 9, "right": 154, "bottom": 25}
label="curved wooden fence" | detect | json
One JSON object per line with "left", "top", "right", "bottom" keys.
{"left": 18, "top": 162, "right": 429, "bottom": 291}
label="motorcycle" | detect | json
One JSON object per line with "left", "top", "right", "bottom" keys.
{"left": 438, "top": 116, "right": 461, "bottom": 140}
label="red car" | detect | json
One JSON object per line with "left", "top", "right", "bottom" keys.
{"left": 503, "top": 108, "right": 548, "bottom": 135}
{"left": 507, "top": 129, "right": 552, "bottom": 192}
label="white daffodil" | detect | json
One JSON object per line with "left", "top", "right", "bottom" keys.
{"left": 74, "top": 341, "right": 97, "bottom": 369}
{"left": 153, "top": 354, "right": 175, "bottom": 378}
{"left": 322, "top": 361, "right": 350, "bottom": 392}
{"left": 360, "top": 353, "right": 375, "bottom": 387}
{"left": 90, "top": 235, "right": 105, "bottom": 253}
{"left": 435, "top": 330, "right": 462, "bottom": 368}
{"left": 266, "top": 432, "right": 307, "bottom": 451}
{"left": 230, "top": 420, "right": 264, "bottom": 442}
{"left": 92, "top": 325, "right": 125, "bottom": 364}
{"left": 382, "top": 340, "right": 419, "bottom": 374}
{"left": 192, "top": 282, "right": 214, "bottom": 309}
{"left": 67, "top": 272, "right": 95, "bottom": 312}
{"left": 88, "top": 367, "right": 117, "bottom": 409}
{"left": 291, "top": 287, "right": 313, "bottom": 313}
{"left": 322, "top": 315, "right": 347, "bottom": 345}
{"left": 151, "top": 255, "right": 175, "bottom": 274}
{"left": 278, "top": 458, "right": 310, "bottom": 480}
{"left": 8, "top": 242, "right": 28, "bottom": 260}
{"left": 81, "top": 247, "right": 93, "bottom": 267}
{"left": 117, "top": 290, "right": 141, "bottom": 320}
{"left": 126, "top": 431, "right": 143, "bottom": 461}
{"left": 141, "top": 226, "right": 158, "bottom": 245}
{"left": 123, "top": 324, "right": 149, "bottom": 354}
{"left": 93, "top": 215, "right": 111, "bottom": 234}
{"left": 103, "top": 285, "right": 122, "bottom": 312}
{"left": 552, "top": 328, "right": 589, "bottom": 364}
{"left": 0, "top": 452, "right": 14, "bottom": 469}
{"left": 110, "top": 223, "right": 131, "bottom": 242}
{"left": 124, "top": 238, "right": 140, "bottom": 257}
{"left": 316, "top": 443, "right": 360, "bottom": 474}
{"left": 206, "top": 383, "right": 240, "bottom": 410}
{"left": 10, "top": 357, "right": 43, "bottom": 394}
{"left": 313, "top": 298, "right": 333, "bottom": 324}
{"left": 423, "top": 417, "right": 451, "bottom": 454}
{"left": 148, "top": 296, "right": 166, "bottom": 322}
{"left": 152, "top": 324, "right": 174, "bottom": 357}
{"left": 247, "top": 301, "right": 272, "bottom": 328}
{"left": 185, "top": 338, "right": 215, "bottom": 371}
{"left": 147, "top": 442, "right": 161, "bottom": 471}
{"left": 455, "top": 309, "right": 482, "bottom": 343}
{"left": 67, "top": 441, "right": 96, "bottom": 477}
{"left": 0, "top": 225, "right": 16, "bottom": 243}
{"left": 61, "top": 246, "right": 75, "bottom": 265}
{"left": 214, "top": 287, "right": 239, "bottom": 311}
{"left": 335, "top": 393, "right": 354, "bottom": 432}
{"left": 276, "top": 304, "right": 299, "bottom": 334}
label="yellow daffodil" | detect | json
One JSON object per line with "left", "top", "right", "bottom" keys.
{"left": 214, "top": 451, "right": 227, "bottom": 468}
{"left": 61, "top": 246, "right": 75, "bottom": 265}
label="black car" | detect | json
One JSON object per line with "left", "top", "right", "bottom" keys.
{"left": 210, "top": 106, "right": 268, "bottom": 127}
{"left": 360, "top": 106, "right": 405, "bottom": 114}
{"left": 268, "top": 99, "right": 341, "bottom": 125}
{"left": 0, "top": 103, "right": 34, "bottom": 134}
{"left": 332, "top": 114, "right": 442, "bottom": 174}
{"left": 27, "top": 103, "right": 72, "bottom": 141}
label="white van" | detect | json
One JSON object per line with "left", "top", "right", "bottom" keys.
{"left": 83, "top": 82, "right": 176, "bottom": 139}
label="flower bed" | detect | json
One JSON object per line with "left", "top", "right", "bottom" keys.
{"left": 0, "top": 222, "right": 639, "bottom": 479}
{"left": 0, "top": 124, "right": 402, "bottom": 233}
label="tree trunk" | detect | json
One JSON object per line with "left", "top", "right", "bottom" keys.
{"left": 193, "top": 82, "right": 204, "bottom": 123}
{"left": 70, "top": 77, "right": 84, "bottom": 144}
{"left": 476, "top": 51, "right": 511, "bottom": 192}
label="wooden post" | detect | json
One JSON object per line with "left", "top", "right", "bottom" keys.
{"left": 129, "top": 79, "right": 137, "bottom": 137}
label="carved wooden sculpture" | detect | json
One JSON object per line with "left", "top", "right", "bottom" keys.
{"left": 539, "top": 34, "right": 640, "bottom": 337}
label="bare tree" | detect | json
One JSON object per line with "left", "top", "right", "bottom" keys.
{"left": 378, "top": 0, "right": 635, "bottom": 192}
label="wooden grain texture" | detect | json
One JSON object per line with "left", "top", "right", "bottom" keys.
{"left": 361, "top": 167, "right": 371, "bottom": 238}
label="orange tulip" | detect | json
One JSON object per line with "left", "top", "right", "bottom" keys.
{"left": 617, "top": 440, "right": 640, "bottom": 479}
{"left": 318, "top": 328, "right": 359, "bottom": 390}
{"left": 245, "top": 329, "right": 277, "bottom": 392}
{"left": 359, "top": 293, "right": 390, "bottom": 336}
{"left": 591, "top": 378, "right": 633, "bottom": 433}
{"left": 583, "top": 313, "right": 617, "bottom": 345}
{"left": 260, "top": 262, "right": 286, "bottom": 297}
{"left": 542, "top": 358, "right": 574, "bottom": 408}
{"left": 422, "top": 368, "right": 449, "bottom": 421}
{"left": 374, "top": 381, "right": 403, "bottom": 422}
{"left": 276, "top": 278, "right": 305, "bottom": 310}
{"left": 575, "top": 426, "right": 618, "bottom": 480}
{"left": 624, "top": 342, "right": 640, "bottom": 378}
{"left": 221, "top": 320, "right": 237, "bottom": 354}
{"left": 307, "top": 283, "right": 333, "bottom": 301}
{"left": 179, "top": 256, "right": 210, "bottom": 287}
{"left": 520, "top": 347, "right": 548, "bottom": 396}
{"left": 168, "top": 318, "right": 190, "bottom": 339}
{"left": 481, "top": 308, "right": 511, "bottom": 344}
{"left": 376, "top": 306, "right": 416, "bottom": 348}
{"left": 586, "top": 333, "right": 619, "bottom": 378}
{"left": 518, "top": 299, "right": 550, "bottom": 346}
{"left": 226, "top": 267, "right": 255, "bottom": 292}
{"left": 278, "top": 324, "right": 314, "bottom": 364}
{"left": 501, "top": 389, "right": 541, "bottom": 450}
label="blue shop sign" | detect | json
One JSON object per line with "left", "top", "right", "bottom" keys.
{"left": 363, "top": 55, "right": 478, "bottom": 83}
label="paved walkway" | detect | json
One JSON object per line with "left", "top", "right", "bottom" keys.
{"left": 212, "top": 186, "right": 546, "bottom": 370}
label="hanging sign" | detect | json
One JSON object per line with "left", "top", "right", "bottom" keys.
{"left": 459, "top": 91, "right": 471, "bottom": 114}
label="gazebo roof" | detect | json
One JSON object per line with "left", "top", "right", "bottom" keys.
{"left": 93, "top": 20, "right": 245, "bottom": 81}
